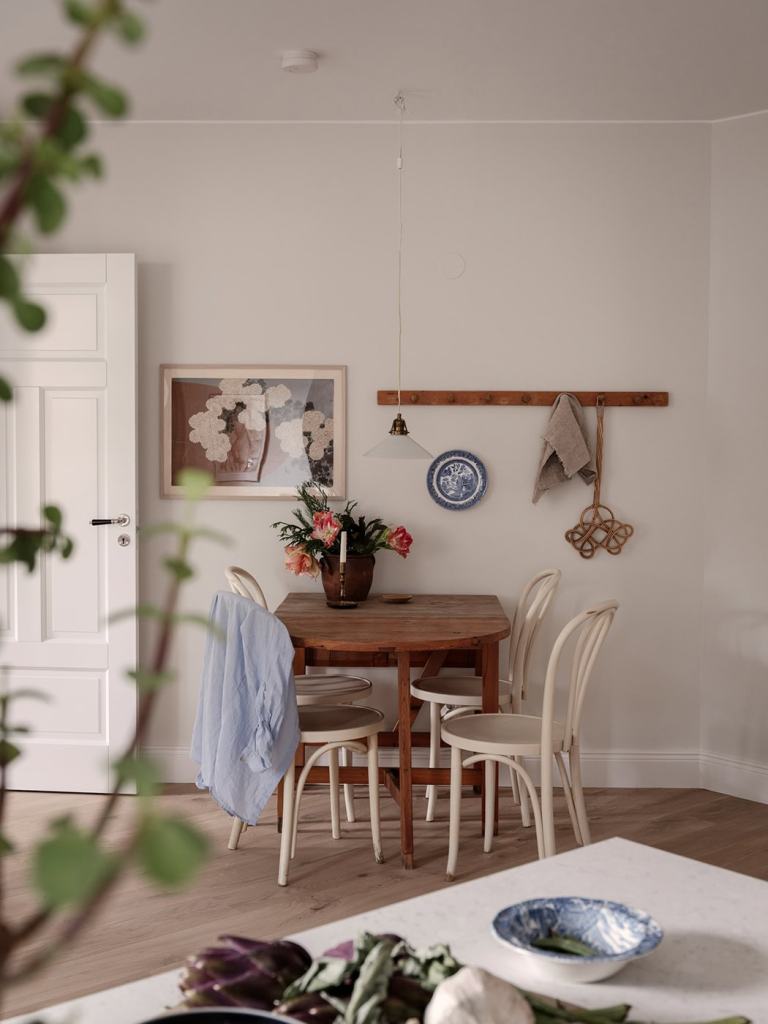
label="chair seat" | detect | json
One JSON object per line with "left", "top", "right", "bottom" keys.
{"left": 410, "top": 675, "right": 514, "bottom": 707}
{"left": 296, "top": 674, "right": 372, "bottom": 706}
{"left": 299, "top": 704, "right": 385, "bottom": 743}
{"left": 441, "top": 712, "right": 565, "bottom": 757}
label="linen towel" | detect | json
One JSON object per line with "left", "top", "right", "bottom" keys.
{"left": 532, "top": 393, "right": 596, "bottom": 503}
{"left": 191, "top": 590, "right": 299, "bottom": 825}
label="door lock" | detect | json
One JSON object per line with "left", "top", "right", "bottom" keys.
{"left": 117, "top": 534, "right": 131, "bottom": 547}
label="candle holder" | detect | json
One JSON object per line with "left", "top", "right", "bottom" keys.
{"left": 326, "top": 560, "right": 358, "bottom": 609}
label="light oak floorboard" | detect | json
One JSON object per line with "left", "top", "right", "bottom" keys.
{"left": 3, "top": 786, "right": 768, "bottom": 1017}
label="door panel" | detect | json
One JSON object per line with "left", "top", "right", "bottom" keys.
{"left": 0, "top": 254, "right": 136, "bottom": 792}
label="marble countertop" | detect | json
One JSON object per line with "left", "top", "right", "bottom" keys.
{"left": 10, "top": 838, "right": 768, "bottom": 1023}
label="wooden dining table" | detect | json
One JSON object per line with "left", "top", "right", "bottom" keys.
{"left": 274, "top": 592, "right": 511, "bottom": 868}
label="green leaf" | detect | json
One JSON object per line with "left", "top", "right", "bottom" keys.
{"left": 114, "top": 755, "right": 159, "bottom": 796}
{"left": 137, "top": 816, "right": 208, "bottom": 887}
{"left": 22, "top": 93, "right": 53, "bottom": 119}
{"left": 64, "top": 0, "right": 97, "bottom": 26}
{"left": 80, "top": 75, "right": 127, "bottom": 117}
{"left": 0, "top": 378, "right": 12, "bottom": 402}
{"left": 114, "top": 9, "right": 144, "bottom": 43}
{"left": 17, "top": 53, "right": 66, "bottom": 77}
{"left": 13, "top": 298, "right": 47, "bottom": 332}
{"left": 43, "top": 505, "right": 63, "bottom": 529}
{"left": 0, "top": 834, "right": 15, "bottom": 857}
{"left": 60, "top": 536, "right": 74, "bottom": 558}
{"left": 79, "top": 153, "right": 103, "bottom": 178}
{"left": 177, "top": 468, "right": 213, "bottom": 501}
{"left": 126, "top": 668, "right": 175, "bottom": 693}
{"left": 33, "top": 820, "right": 116, "bottom": 907}
{"left": 163, "top": 557, "right": 194, "bottom": 581}
{"left": 27, "top": 175, "right": 66, "bottom": 233}
{"left": 0, "top": 739, "right": 21, "bottom": 767}
{"left": 55, "top": 106, "right": 87, "bottom": 149}
{"left": 0, "top": 256, "right": 20, "bottom": 298}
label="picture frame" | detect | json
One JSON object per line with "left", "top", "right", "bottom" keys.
{"left": 161, "top": 365, "right": 346, "bottom": 499}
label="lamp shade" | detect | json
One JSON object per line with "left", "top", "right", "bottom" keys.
{"left": 364, "top": 432, "right": 433, "bottom": 459}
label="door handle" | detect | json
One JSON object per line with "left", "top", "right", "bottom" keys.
{"left": 90, "top": 514, "right": 131, "bottom": 527}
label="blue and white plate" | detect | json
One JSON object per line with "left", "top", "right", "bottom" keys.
{"left": 492, "top": 896, "right": 663, "bottom": 984}
{"left": 427, "top": 450, "right": 487, "bottom": 510}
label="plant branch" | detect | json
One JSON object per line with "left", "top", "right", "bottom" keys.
{"left": 0, "top": 0, "right": 119, "bottom": 249}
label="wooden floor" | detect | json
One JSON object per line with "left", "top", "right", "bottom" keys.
{"left": 4, "top": 785, "right": 768, "bottom": 1017}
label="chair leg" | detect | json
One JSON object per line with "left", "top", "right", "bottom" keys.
{"left": 556, "top": 752, "right": 583, "bottom": 845}
{"left": 510, "top": 759, "right": 545, "bottom": 860}
{"left": 446, "top": 745, "right": 463, "bottom": 881}
{"left": 277, "top": 760, "right": 296, "bottom": 886}
{"left": 367, "top": 734, "right": 383, "bottom": 863}
{"left": 517, "top": 757, "right": 532, "bottom": 827}
{"left": 541, "top": 744, "right": 556, "bottom": 857}
{"left": 426, "top": 701, "right": 440, "bottom": 822}
{"left": 329, "top": 747, "right": 341, "bottom": 840}
{"left": 340, "top": 747, "right": 356, "bottom": 823}
{"left": 483, "top": 759, "right": 495, "bottom": 854}
{"left": 228, "top": 816, "right": 245, "bottom": 851}
{"left": 569, "top": 744, "right": 591, "bottom": 846}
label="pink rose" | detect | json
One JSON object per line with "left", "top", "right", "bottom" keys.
{"left": 311, "top": 510, "right": 341, "bottom": 548}
{"left": 386, "top": 525, "right": 413, "bottom": 558}
{"left": 284, "top": 544, "right": 320, "bottom": 578}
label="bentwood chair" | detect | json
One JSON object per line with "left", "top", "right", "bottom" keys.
{"left": 441, "top": 600, "right": 618, "bottom": 878}
{"left": 410, "top": 568, "right": 561, "bottom": 821}
{"left": 279, "top": 704, "right": 385, "bottom": 886}
{"left": 225, "top": 566, "right": 374, "bottom": 849}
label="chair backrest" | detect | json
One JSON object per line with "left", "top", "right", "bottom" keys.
{"left": 540, "top": 600, "right": 618, "bottom": 753}
{"left": 225, "top": 566, "right": 268, "bottom": 609}
{"left": 507, "top": 568, "right": 561, "bottom": 700}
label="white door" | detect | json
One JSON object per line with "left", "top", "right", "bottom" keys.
{"left": 0, "top": 253, "right": 137, "bottom": 793}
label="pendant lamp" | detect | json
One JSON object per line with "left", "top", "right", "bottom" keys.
{"left": 365, "top": 94, "right": 432, "bottom": 460}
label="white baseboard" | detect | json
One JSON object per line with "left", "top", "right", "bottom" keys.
{"left": 700, "top": 751, "right": 768, "bottom": 804}
{"left": 148, "top": 745, "right": 767, "bottom": 802}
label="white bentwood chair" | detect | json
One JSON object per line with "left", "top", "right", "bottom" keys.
{"left": 410, "top": 569, "right": 561, "bottom": 821}
{"left": 279, "top": 704, "right": 384, "bottom": 886}
{"left": 441, "top": 600, "right": 618, "bottom": 879}
{"left": 224, "top": 566, "right": 374, "bottom": 850}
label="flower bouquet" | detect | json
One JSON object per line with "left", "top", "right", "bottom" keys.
{"left": 272, "top": 483, "right": 412, "bottom": 601}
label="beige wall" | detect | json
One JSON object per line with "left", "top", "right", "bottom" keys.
{"left": 48, "top": 121, "right": 716, "bottom": 785}
{"left": 703, "top": 112, "right": 768, "bottom": 799}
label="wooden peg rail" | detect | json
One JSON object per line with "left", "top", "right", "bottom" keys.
{"left": 377, "top": 390, "right": 669, "bottom": 408}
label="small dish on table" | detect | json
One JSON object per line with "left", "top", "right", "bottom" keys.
{"left": 381, "top": 594, "right": 414, "bottom": 604}
{"left": 492, "top": 896, "right": 663, "bottom": 984}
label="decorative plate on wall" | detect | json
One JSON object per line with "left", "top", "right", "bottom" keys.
{"left": 427, "top": 450, "right": 488, "bottom": 510}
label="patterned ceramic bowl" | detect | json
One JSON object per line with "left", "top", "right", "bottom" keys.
{"left": 492, "top": 896, "right": 663, "bottom": 984}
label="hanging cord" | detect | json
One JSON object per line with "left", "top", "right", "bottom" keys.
{"left": 394, "top": 91, "right": 406, "bottom": 414}
{"left": 592, "top": 392, "right": 604, "bottom": 506}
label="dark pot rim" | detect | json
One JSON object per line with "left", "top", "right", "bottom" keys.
{"left": 321, "top": 552, "right": 375, "bottom": 562}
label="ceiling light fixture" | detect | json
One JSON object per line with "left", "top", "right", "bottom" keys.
{"left": 365, "top": 93, "right": 432, "bottom": 460}
{"left": 280, "top": 49, "right": 319, "bottom": 73}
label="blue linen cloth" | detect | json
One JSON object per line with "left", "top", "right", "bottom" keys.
{"left": 191, "top": 590, "right": 299, "bottom": 825}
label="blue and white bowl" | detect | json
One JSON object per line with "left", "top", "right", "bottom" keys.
{"left": 492, "top": 896, "right": 663, "bottom": 984}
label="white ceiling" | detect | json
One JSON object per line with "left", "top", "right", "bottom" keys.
{"left": 2, "top": 0, "right": 768, "bottom": 122}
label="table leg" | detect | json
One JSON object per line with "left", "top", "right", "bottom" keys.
{"left": 397, "top": 650, "right": 414, "bottom": 869}
{"left": 482, "top": 641, "right": 500, "bottom": 835}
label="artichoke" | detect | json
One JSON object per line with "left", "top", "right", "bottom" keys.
{"left": 179, "top": 935, "right": 312, "bottom": 1009}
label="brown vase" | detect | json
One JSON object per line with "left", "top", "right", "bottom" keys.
{"left": 320, "top": 553, "right": 375, "bottom": 602}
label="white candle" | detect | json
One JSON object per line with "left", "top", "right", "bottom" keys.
{"left": 339, "top": 530, "right": 347, "bottom": 564}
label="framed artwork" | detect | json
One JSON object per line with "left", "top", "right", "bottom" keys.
{"left": 161, "top": 365, "right": 346, "bottom": 498}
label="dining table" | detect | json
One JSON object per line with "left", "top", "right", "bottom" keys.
{"left": 273, "top": 592, "right": 512, "bottom": 868}
{"left": 13, "top": 839, "right": 768, "bottom": 1023}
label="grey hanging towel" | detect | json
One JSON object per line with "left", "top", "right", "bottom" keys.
{"left": 532, "top": 393, "right": 596, "bottom": 503}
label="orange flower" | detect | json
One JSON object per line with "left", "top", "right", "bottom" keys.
{"left": 386, "top": 525, "right": 413, "bottom": 558}
{"left": 310, "top": 510, "right": 341, "bottom": 548}
{"left": 284, "top": 544, "right": 320, "bottom": 578}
